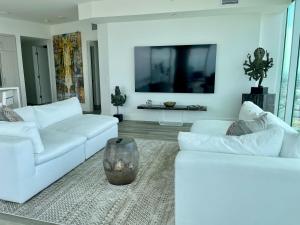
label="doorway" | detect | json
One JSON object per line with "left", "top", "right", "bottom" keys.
{"left": 88, "top": 41, "right": 101, "bottom": 114}
{"left": 21, "top": 37, "right": 52, "bottom": 105}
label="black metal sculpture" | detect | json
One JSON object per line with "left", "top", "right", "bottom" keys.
{"left": 243, "top": 47, "right": 274, "bottom": 87}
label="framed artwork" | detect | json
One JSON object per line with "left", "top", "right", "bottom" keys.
{"left": 53, "top": 31, "right": 85, "bottom": 103}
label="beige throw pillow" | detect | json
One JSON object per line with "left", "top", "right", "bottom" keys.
{"left": 0, "top": 107, "right": 9, "bottom": 121}
{"left": 226, "top": 113, "right": 268, "bottom": 136}
{"left": 1, "top": 106, "right": 24, "bottom": 122}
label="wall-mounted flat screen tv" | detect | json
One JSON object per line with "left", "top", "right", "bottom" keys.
{"left": 134, "top": 44, "right": 217, "bottom": 93}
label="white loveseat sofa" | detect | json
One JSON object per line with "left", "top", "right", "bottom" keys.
{"left": 0, "top": 98, "right": 118, "bottom": 203}
{"left": 176, "top": 102, "right": 300, "bottom": 225}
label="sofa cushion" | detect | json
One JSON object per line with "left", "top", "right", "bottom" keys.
{"left": 262, "top": 112, "right": 298, "bottom": 158}
{"left": 46, "top": 114, "right": 119, "bottom": 139}
{"left": 14, "top": 106, "right": 38, "bottom": 125}
{"left": 36, "top": 129, "right": 86, "bottom": 165}
{"left": 239, "top": 101, "right": 264, "bottom": 120}
{"left": 179, "top": 126, "right": 284, "bottom": 157}
{"left": 33, "top": 97, "right": 82, "bottom": 129}
{"left": 266, "top": 112, "right": 297, "bottom": 134}
{"left": 279, "top": 133, "right": 300, "bottom": 158}
{"left": 0, "top": 121, "right": 44, "bottom": 153}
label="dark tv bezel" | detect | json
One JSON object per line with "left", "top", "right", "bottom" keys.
{"left": 134, "top": 44, "right": 217, "bottom": 94}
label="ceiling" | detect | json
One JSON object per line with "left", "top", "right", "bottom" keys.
{"left": 0, "top": 0, "right": 98, "bottom": 24}
{"left": 0, "top": 0, "right": 290, "bottom": 25}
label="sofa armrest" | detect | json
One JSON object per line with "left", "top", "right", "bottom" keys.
{"left": 0, "top": 135, "right": 36, "bottom": 202}
{"left": 175, "top": 151, "right": 300, "bottom": 225}
{"left": 191, "top": 120, "right": 233, "bottom": 135}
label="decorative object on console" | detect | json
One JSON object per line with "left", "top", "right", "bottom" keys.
{"left": 53, "top": 32, "right": 85, "bottom": 103}
{"left": 111, "top": 86, "right": 127, "bottom": 122}
{"left": 243, "top": 47, "right": 274, "bottom": 94}
{"left": 187, "top": 105, "right": 203, "bottom": 110}
{"left": 163, "top": 101, "right": 176, "bottom": 108}
{"left": 146, "top": 99, "right": 152, "bottom": 106}
{"left": 103, "top": 138, "right": 139, "bottom": 185}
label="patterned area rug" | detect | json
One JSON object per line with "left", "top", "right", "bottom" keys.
{"left": 0, "top": 139, "right": 178, "bottom": 225}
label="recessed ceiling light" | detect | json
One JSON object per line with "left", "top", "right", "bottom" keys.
{"left": 0, "top": 11, "right": 10, "bottom": 15}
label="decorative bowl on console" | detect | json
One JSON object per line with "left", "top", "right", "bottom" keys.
{"left": 164, "top": 101, "right": 176, "bottom": 108}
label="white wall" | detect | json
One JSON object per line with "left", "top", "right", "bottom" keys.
{"left": 98, "top": 13, "right": 285, "bottom": 122}
{"left": 259, "top": 12, "right": 286, "bottom": 114}
{"left": 0, "top": 17, "right": 50, "bottom": 38}
{"left": 0, "top": 17, "right": 51, "bottom": 106}
{"left": 50, "top": 21, "right": 97, "bottom": 111}
{"left": 0, "top": 11, "right": 285, "bottom": 122}
{"left": 0, "top": 17, "right": 98, "bottom": 111}
{"left": 79, "top": 0, "right": 290, "bottom": 20}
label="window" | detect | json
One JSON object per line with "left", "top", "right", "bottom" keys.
{"left": 277, "top": 0, "right": 300, "bottom": 131}
{"left": 278, "top": 2, "right": 295, "bottom": 120}
{"left": 292, "top": 45, "right": 300, "bottom": 130}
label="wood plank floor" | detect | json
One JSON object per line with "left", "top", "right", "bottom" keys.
{"left": 119, "top": 120, "right": 191, "bottom": 141}
{"left": 0, "top": 120, "right": 191, "bottom": 225}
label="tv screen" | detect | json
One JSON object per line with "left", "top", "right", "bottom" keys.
{"left": 134, "top": 44, "right": 217, "bottom": 93}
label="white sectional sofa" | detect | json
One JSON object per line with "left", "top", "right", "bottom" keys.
{"left": 0, "top": 98, "right": 118, "bottom": 203}
{"left": 176, "top": 102, "right": 300, "bottom": 225}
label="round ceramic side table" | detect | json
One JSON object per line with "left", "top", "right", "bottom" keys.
{"left": 103, "top": 138, "right": 139, "bottom": 185}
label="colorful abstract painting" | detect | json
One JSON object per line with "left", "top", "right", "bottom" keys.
{"left": 53, "top": 32, "right": 85, "bottom": 103}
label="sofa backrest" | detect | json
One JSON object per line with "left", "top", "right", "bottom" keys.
{"left": 239, "top": 101, "right": 297, "bottom": 133}
{"left": 14, "top": 106, "right": 37, "bottom": 125}
{"left": 33, "top": 97, "right": 82, "bottom": 129}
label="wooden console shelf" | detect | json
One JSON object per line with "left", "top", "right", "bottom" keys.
{"left": 137, "top": 104, "right": 207, "bottom": 126}
{"left": 137, "top": 104, "right": 207, "bottom": 111}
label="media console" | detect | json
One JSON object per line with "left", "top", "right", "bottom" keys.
{"left": 137, "top": 104, "right": 207, "bottom": 126}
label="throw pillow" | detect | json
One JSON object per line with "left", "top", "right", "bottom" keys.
{"left": 2, "top": 106, "right": 24, "bottom": 122}
{"left": 0, "top": 107, "right": 9, "bottom": 121}
{"left": 262, "top": 112, "right": 299, "bottom": 158}
{"left": 178, "top": 126, "right": 284, "bottom": 157}
{"left": 239, "top": 101, "right": 264, "bottom": 120}
{"left": 226, "top": 113, "right": 268, "bottom": 136}
{"left": 0, "top": 121, "right": 45, "bottom": 154}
